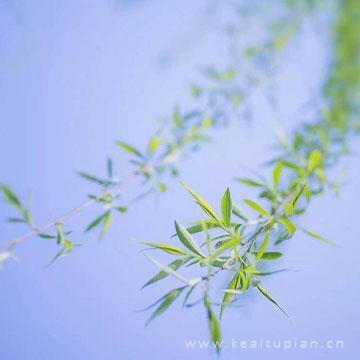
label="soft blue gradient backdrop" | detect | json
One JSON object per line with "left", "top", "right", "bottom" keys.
{"left": 0, "top": 1, "right": 359, "bottom": 359}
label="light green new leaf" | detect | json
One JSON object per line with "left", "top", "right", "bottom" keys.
{"left": 100, "top": 211, "right": 112, "bottom": 238}
{"left": 142, "top": 258, "right": 188, "bottom": 289}
{"left": 0, "top": 185, "right": 22, "bottom": 211}
{"left": 175, "top": 221, "right": 205, "bottom": 257}
{"left": 273, "top": 162, "right": 282, "bottom": 187}
{"left": 243, "top": 199, "right": 271, "bottom": 217}
{"left": 146, "top": 287, "right": 185, "bottom": 326}
{"left": 116, "top": 140, "right": 143, "bottom": 158}
{"left": 278, "top": 218, "right": 296, "bottom": 234}
{"left": 235, "top": 177, "right": 263, "bottom": 187}
{"left": 256, "top": 232, "right": 270, "bottom": 261}
{"left": 301, "top": 227, "right": 333, "bottom": 245}
{"left": 308, "top": 149, "right": 323, "bottom": 172}
{"left": 221, "top": 188, "right": 232, "bottom": 227}
{"left": 210, "top": 237, "right": 239, "bottom": 261}
{"left": 181, "top": 182, "right": 221, "bottom": 224}
{"left": 142, "top": 242, "right": 188, "bottom": 256}
{"left": 147, "top": 137, "right": 163, "bottom": 155}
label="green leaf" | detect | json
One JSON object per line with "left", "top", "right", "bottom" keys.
{"left": 175, "top": 221, "right": 205, "bottom": 257}
{"left": 204, "top": 297, "right": 222, "bottom": 353}
{"left": 308, "top": 150, "right": 323, "bottom": 172}
{"left": 100, "top": 211, "right": 112, "bottom": 238}
{"left": 181, "top": 182, "right": 221, "bottom": 225}
{"left": 210, "top": 237, "right": 240, "bottom": 261}
{"left": 107, "top": 157, "right": 113, "bottom": 178}
{"left": 85, "top": 212, "right": 109, "bottom": 233}
{"left": 256, "top": 232, "right": 270, "bottom": 261}
{"left": 261, "top": 252, "right": 282, "bottom": 260}
{"left": 220, "top": 273, "right": 241, "bottom": 318}
{"left": 273, "top": 162, "right": 282, "bottom": 187}
{"left": 116, "top": 141, "right": 143, "bottom": 158}
{"left": 78, "top": 172, "right": 112, "bottom": 187}
{"left": 145, "top": 255, "right": 192, "bottom": 284}
{"left": 38, "top": 233, "right": 56, "bottom": 239}
{"left": 142, "top": 258, "right": 188, "bottom": 289}
{"left": 182, "top": 220, "right": 220, "bottom": 235}
{"left": 0, "top": 185, "right": 22, "bottom": 211}
{"left": 301, "top": 228, "right": 333, "bottom": 244}
{"left": 147, "top": 137, "right": 163, "bottom": 155}
{"left": 235, "top": 178, "right": 263, "bottom": 188}
{"left": 278, "top": 218, "right": 296, "bottom": 234}
{"left": 256, "top": 284, "right": 289, "bottom": 317}
{"left": 7, "top": 217, "right": 26, "bottom": 224}
{"left": 243, "top": 199, "right": 271, "bottom": 217}
{"left": 146, "top": 287, "right": 185, "bottom": 326}
{"left": 232, "top": 205, "right": 249, "bottom": 220}
{"left": 142, "top": 242, "right": 188, "bottom": 256}
{"left": 221, "top": 188, "right": 232, "bottom": 227}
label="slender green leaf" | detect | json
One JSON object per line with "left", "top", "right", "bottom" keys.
{"left": 301, "top": 227, "right": 333, "bottom": 244}
{"left": 146, "top": 287, "right": 185, "bottom": 326}
{"left": 116, "top": 141, "right": 143, "bottom": 158}
{"left": 261, "top": 252, "right": 282, "bottom": 260}
{"left": 220, "top": 273, "right": 241, "bottom": 318}
{"left": 142, "top": 242, "right": 188, "bottom": 256}
{"left": 78, "top": 172, "right": 112, "bottom": 187}
{"left": 235, "top": 178, "right": 263, "bottom": 187}
{"left": 142, "top": 258, "right": 188, "bottom": 289}
{"left": 85, "top": 212, "right": 108, "bottom": 233}
{"left": 256, "top": 232, "right": 270, "bottom": 261}
{"left": 243, "top": 199, "right": 271, "bottom": 217}
{"left": 273, "top": 162, "right": 282, "bottom": 187}
{"left": 175, "top": 221, "right": 205, "bottom": 257}
{"left": 181, "top": 182, "right": 221, "bottom": 224}
{"left": 0, "top": 185, "right": 22, "bottom": 211}
{"left": 256, "top": 284, "right": 289, "bottom": 317}
{"left": 308, "top": 149, "right": 323, "bottom": 172}
{"left": 221, "top": 188, "right": 232, "bottom": 227}
{"left": 145, "top": 255, "right": 191, "bottom": 284}
{"left": 278, "top": 218, "right": 296, "bottom": 234}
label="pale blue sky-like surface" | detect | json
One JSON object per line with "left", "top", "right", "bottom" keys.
{"left": 0, "top": 1, "right": 359, "bottom": 359}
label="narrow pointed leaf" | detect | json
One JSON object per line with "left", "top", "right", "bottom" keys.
{"left": 175, "top": 221, "right": 205, "bottom": 257}
{"left": 145, "top": 255, "right": 191, "bottom": 284}
{"left": 0, "top": 185, "right": 22, "bottom": 211}
{"left": 220, "top": 273, "right": 241, "bottom": 318}
{"left": 142, "top": 258, "right": 188, "bottom": 289}
{"left": 256, "top": 232, "right": 270, "bottom": 261}
{"left": 142, "top": 242, "right": 188, "bottom": 256}
{"left": 256, "top": 284, "right": 289, "bottom": 317}
{"left": 278, "top": 218, "right": 296, "bottom": 234}
{"left": 116, "top": 141, "right": 143, "bottom": 158}
{"left": 221, "top": 188, "right": 232, "bottom": 227}
{"left": 243, "top": 199, "right": 271, "bottom": 217}
{"left": 181, "top": 182, "right": 221, "bottom": 224}
{"left": 146, "top": 287, "right": 185, "bottom": 326}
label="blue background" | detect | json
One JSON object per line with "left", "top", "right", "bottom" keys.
{"left": 0, "top": 1, "right": 359, "bottom": 359}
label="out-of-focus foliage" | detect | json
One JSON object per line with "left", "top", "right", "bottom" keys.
{"left": 0, "top": 0, "right": 359, "bottom": 352}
